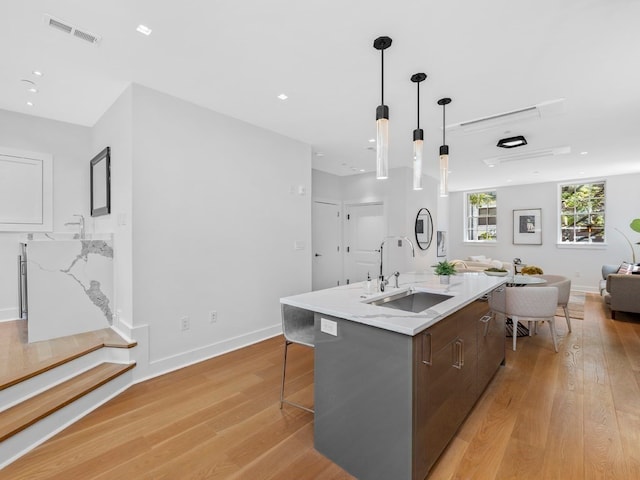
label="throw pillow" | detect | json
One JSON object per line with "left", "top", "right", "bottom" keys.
{"left": 617, "top": 262, "right": 633, "bottom": 274}
{"left": 468, "top": 255, "right": 487, "bottom": 262}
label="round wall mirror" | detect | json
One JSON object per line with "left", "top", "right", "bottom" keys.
{"left": 414, "top": 208, "right": 433, "bottom": 250}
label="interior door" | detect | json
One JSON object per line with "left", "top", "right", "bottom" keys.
{"left": 344, "top": 203, "right": 384, "bottom": 284}
{"left": 312, "top": 200, "right": 342, "bottom": 290}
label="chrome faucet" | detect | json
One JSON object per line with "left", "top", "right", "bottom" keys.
{"left": 64, "top": 214, "right": 85, "bottom": 239}
{"left": 378, "top": 236, "right": 416, "bottom": 292}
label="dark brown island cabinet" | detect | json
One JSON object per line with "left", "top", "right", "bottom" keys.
{"left": 312, "top": 287, "right": 505, "bottom": 480}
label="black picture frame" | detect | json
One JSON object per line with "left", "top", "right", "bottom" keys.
{"left": 90, "top": 146, "right": 111, "bottom": 217}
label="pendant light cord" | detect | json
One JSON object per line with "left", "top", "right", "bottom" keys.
{"left": 442, "top": 103, "right": 446, "bottom": 145}
{"left": 381, "top": 49, "right": 384, "bottom": 105}
{"left": 417, "top": 83, "right": 420, "bottom": 129}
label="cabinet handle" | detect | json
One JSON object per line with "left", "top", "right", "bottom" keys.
{"left": 480, "top": 314, "right": 492, "bottom": 337}
{"left": 452, "top": 339, "right": 464, "bottom": 369}
{"left": 421, "top": 332, "right": 432, "bottom": 365}
{"left": 451, "top": 339, "right": 464, "bottom": 370}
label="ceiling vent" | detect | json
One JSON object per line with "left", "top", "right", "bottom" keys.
{"left": 43, "top": 14, "right": 101, "bottom": 45}
{"left": 482, "top": 146, "right": 571, "bottom": 167}
{"left": 447, "top": 99, "right": 565, "bottom": 135}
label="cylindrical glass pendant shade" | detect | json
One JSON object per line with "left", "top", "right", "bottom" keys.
{"left": 413, "top": 128, "right": 423, "bottom": 190}
{"left": 439, "top": 145, "right": 449, "bottom": 197}
{"left": 376, "top": 105, "right": 389, "bottom": 179}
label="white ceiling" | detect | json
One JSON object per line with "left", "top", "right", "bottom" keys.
{"left": 2, "top": 0, "right": 640, "bottom": 191}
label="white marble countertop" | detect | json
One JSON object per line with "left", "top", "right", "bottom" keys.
{"left": 280, "top": 272, "right": 507, "bottom": 336}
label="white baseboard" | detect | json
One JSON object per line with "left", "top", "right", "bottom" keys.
{"left": 0, "top": 307, "right": 19, "bottom": 322}
{"left": 136, "top": 323, "right": 282, "bottom": 384}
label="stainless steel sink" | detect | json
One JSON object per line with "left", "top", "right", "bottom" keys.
{"left": 368, "top": 290, "right": 453, "bottom": 313}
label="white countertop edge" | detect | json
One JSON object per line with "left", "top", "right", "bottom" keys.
{"left": 280, "top": 273, "right": 507, "bottom": 336}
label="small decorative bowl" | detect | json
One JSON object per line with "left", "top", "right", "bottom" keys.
{"left": 484, "top": 270, "right": 509, "bottom": 277}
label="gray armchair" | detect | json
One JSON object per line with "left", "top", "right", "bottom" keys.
{"left": 604, "top": 274, "right": 640, "bottom": 319}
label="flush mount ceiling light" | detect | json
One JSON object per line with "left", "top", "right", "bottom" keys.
{"left": 373, "top": 36, "right": 392, "bottom": 180}
{"left": 411, "top": 72, "right": 427, "bottom": 190}
{"left": 136, "top": 24, "right": 152, "bottom": 36}
{"left": 437, "top": 97, "right": 452, "bottom": 197}
{"left": 497, "top": 135, "right": 527, "bottom": 148}
{"left": 32, "top": 70, "right": 43, "bottom": 77}
{"left": 277, "top": 93, "right": 288, "bottom": 100}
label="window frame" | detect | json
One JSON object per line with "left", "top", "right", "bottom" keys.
{"left": 557, "top": 179, "right": 607, "bottom": 246}
{"left": 464, "top": 189, "right": 498, "bottom": 243}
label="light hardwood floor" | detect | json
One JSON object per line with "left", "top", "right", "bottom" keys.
{"left": 2, "top": 293, "right": 639, "bottom": 479}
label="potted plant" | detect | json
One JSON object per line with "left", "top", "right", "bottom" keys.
{"left": 433, "top": 260, "right": 457, "bottom": 284}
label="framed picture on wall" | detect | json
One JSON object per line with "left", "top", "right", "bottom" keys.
{"left": 436, "top": 231, "right": 447, "bottom": 257}
{"left": 513, "top": 208, "right": 542, "bottom": 245}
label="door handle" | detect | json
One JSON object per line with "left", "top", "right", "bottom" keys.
{"left": 314, "top": 253, "right": 322, "bottom": 257}
{"left": 421, "top": 332, "right": 432, "bottom": 365}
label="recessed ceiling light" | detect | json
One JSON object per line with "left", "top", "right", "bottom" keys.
{"left": 26, "top": 101, "right": 33, "bottom": 107}
{"left": 580, "top": 151, "right": 588, "bottom": 155}
{"left": 368, "top": 138, "right": 375, "bottom": 143}
{"left": 32, "top": 70, "right": 43, "bottom": 77}
{"left": 488, "top": 164, "right": 495, "bottom": 168}
{"left": 315, "top": 152, "right": 324, "bottom": 157}
{"left": 277, "top": 93, "right": 288, "bottom": 100}
{"left": 28, "top": 87, "right": 38, "bottom": 93}
{"left": 136, "top": 24, "right": 152, "bottom": 36}
{"left": 506, "top": 179, "right": 513, "bottom": 182}
{"left": 579, "top": 171, "right": 585, "bottom": 175}
{"left": 359, "top": 169, "right": 365, "bottom": 172}
{"left": 497, "top": 135, "right": 527, "bottom": 148}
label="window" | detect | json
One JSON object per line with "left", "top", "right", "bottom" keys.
{"left": 559, "top": 181, "right": 605, "bottom": 244}
{"left": 465, "top": 191, "right": 497, "bottom": 241}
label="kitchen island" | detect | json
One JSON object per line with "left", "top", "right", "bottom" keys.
{"left": 280, "top": 272, "right": 507, "bottom": 480}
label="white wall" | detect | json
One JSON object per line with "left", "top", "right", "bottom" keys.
{"left": 312, "top": 167, "right": 440, "bottom": 277}
{"left": 91, "top": 86, "right": 134, "bottom": 329}
{"left": 0, "top": 110, "right": 90, "bottom": 320}
{"left": 448, "top": 173, "right": 640, "bottom": 292}
{"left": 129, "top": 85, "right": 311, "bottom": 374}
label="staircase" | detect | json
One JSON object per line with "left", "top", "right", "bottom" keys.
{"left": 0, "top": 320, "right": 136, "bottom": 468}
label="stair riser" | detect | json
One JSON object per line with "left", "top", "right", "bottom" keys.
{"left": 0, "top": 368, "right": 134, "bottom": 469}
{"left": 1, "top": 347, "right": 133, "bottom": 413}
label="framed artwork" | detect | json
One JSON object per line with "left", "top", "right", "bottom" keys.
{"left": 513, "top": 208, "right": 541, "bottom": 245}
{"left": 436, "top": 230, "right": 447, "bottom": 257}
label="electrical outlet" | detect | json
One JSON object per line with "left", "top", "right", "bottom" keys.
{"left": 575, "top": 271, "right": 581, "bottom": 278}
{"left": 180, "top": 316, "right": 190, "bottom": 331}
{"left": 209, "top": 311, "right": 218, "bottom": 323}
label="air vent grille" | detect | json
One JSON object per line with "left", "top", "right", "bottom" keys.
{"left": 44, "top": 14, "right": 101, "bottom": 45}
{"left": 447, "top": 99, "right": 565, "bottom": 135}
{"left": 483, "top": 146, "right": 571, "bottom": 166}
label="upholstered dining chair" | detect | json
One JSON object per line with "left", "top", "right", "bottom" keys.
{"left": 533, "top": 275, "right": 572, "bottom": 333}
{"left": 280, "top": 304, "right": 315, "bottom": 413}
{"left": 505, "top": 286, "right": 559, "bottom": 352}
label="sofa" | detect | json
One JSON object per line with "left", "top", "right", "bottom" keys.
{"left": 451, "top": 255, "right": 514, "bottom": 274}
{"left": 601, "top": 264, "right": 640, "bottom": 318}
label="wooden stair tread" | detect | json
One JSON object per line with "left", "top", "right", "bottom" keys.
{"left": 0, "top": 321, "right": 136, "bottom": 391}
{"left": 0, "top": 362, "right": 135, "bottom": 442}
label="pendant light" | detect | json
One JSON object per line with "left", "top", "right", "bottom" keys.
{"left": 437, "top": 97, "right": 452, "bottom": 197}
{"left": 411, "top": 73, "right": 427, "bottom": 190}
{"left": 373, "top": 36, "right": 392, "bottom": 179}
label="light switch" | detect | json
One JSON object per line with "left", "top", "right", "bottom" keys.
{"left": 321, "top": 318, "right": 338, "bottom": 336}
{"left": 294, "top": 240, "right": 305, "bottom": 250}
